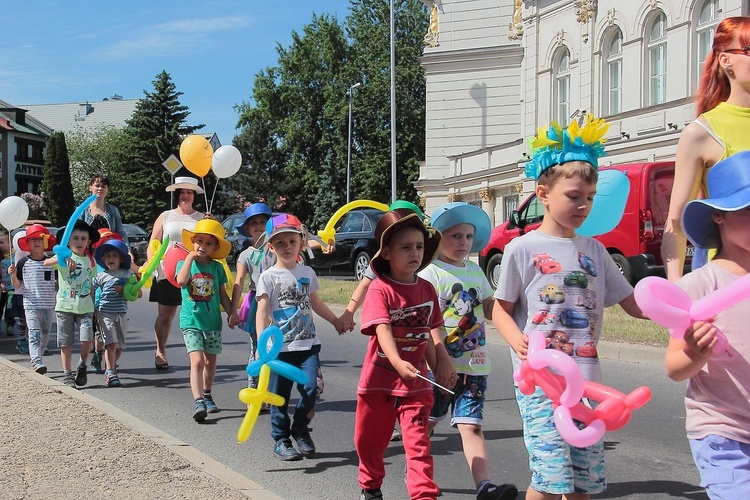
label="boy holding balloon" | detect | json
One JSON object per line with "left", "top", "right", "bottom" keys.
{"left": 492, "top": 116, "right": 645, "bottom": 500}
{"left": 663, "top": 151, "right": 750, "bottom": 498}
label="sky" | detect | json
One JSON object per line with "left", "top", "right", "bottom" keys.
{"left": 1, "top": 0, "right": 353, "bottom": 145}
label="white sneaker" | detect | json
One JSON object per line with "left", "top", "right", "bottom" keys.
{"left": 33, "top": 364, "right": 48, "bottom": 375}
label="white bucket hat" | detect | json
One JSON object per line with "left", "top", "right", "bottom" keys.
{"left": 166, "top": 176, "right": 204, "bottom": 194}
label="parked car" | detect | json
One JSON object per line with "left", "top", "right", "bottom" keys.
{"left": 221, "top": 212, "right": 253, "bottom": 264}
{"left": 306, "top": 209, "right": 385, "bottom": 281}
{"left": 122, "top": 223, "right": 149, "bottom": 265}
{"left": 479, "top": 161, "right": 693, "bottom": 287}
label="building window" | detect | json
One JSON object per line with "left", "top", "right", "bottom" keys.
{"left": 503, "top": 195, "right": 519, "bottom": 222}
{"left": 603, "top": 29, "right": 623, "bottom": 115}
{"left": 553, "top": 48, "right": 571, "bottom": 122}
{"left": 646, "top": 11, "right": 667, "bottom": 106}
{"left": 694, "top": 0, "right": 720, "bottom": 91}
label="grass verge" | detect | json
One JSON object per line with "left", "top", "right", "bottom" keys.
{"left": 318, "top": 278, "right": 669, "bottom": 347}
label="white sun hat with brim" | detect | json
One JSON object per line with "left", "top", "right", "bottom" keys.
{"left": 166, "top": 176, "right": 204, "bottom": 194}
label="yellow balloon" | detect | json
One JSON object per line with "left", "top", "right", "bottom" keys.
{"left": 237, "top": 364, "right": 285, "bottom": 444}
{"left": 179, "top": 135, "right": 213, "bottom": 177}
{"left": 317, "top": 200, "right": 389, "bottom": 249}
{"left": 138, "top": 239, "right": 163, "bottom": 289}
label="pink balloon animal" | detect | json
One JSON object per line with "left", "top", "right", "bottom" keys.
{"left": 514, "top": 331, "right": 652, "bottom": 448}
{"left": 633, "top": 275, "right": 747, "bottom": 356}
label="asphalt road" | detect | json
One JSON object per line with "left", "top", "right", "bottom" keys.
{"left": 2, "top": 297, "right": 708, "bottom": 500}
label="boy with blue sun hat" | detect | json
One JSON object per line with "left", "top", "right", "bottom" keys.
{"left": 418, "top": 202, "right": 517, "bottom": 500}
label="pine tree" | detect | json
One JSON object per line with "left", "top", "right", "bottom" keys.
{"left": 114, "top": 70, "right": 204, "bottom": 227}
{"left": 41, "top": 131, "right": 76, "bottom": 226}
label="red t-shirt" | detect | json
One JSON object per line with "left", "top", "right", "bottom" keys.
{"left": 357, "top": 275, "right": 444, "bottom": 397}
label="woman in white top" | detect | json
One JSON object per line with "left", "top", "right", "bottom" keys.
{"left": 148, "top": 176, "right": 205, "bottom": 370}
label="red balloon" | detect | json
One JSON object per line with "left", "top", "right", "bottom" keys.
{"left": 164, "top": 242, "right": 189, "bottom": 288}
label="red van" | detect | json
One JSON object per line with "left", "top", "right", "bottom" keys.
{"left": 478, "top": 161, "right": 692, "bottom": 287}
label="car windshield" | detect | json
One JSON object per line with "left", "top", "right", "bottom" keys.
{"left": 123, "top": 224, "right": 147, "bottom": 236}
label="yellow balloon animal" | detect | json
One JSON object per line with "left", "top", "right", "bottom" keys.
{"left": 138, "top": 239, "right": 164, "bottom": 289}
{"left": 237, "top": 364, "right": 285, "bottom": 444}
{"left": 317, "top": 200, "right": 389, "bottom": 249}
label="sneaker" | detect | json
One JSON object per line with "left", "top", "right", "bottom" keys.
{"left": 105, "top": 371, "right": 122, "bottom": 387}
{"left": 32, "top": 364, "right": 48, "bottom": 375}
{"left": 90, "top": 352, "right": 104, "bottom": 374}
{"left": 273, "top": 439, "right": 302, "bottom": 461}
{"left": 62, "top": 375, "right": 76, "bottom": 389}
{"left": 16, "top": 339, "right": 29, "bottom": 354}
{"left": 390, "top": 427, "right": 402, "bottom": 442}
{"left": 476, "top": 482, "right": 518, "bottom": 500}
{"left": 204, "top": 394, "right": 219, "bottom": 413}
{"left": 75, "top": 364, "right": 88, "bottom": 387}
{"left": 360, "top": 489, "right": 383, "bottom": 500}
{"left": 193, "top": 400, "right": 208, "bottom": 422}
{"left": 292, "top": 431, "right": 316, "bottom": 455}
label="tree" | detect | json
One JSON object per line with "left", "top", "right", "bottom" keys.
{"left": 41, "top": 131, "right": 76, "bottom": 226}
{"left": 66, "top": 124, "right": 132, "bottom": 202}
{"left": 117, "top": 70, "right": 204, "bottom": 228}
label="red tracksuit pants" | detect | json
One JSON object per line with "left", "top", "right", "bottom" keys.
{"left": 355, "top": 391, "right": 439, "bottom": 500}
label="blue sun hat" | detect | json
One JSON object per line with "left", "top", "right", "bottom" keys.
{"left": 237, "top": 202, "right": 273, "bottom": 237}
{"left": 430, "top": 202, "right": 491, "bottom": 253}
{"left": 526, "top": 115, "right": 609, "bottom": 179}
{"left": 682, "top": 151, "right": 750, "bottom": 248}
{"left": 94, "top": 239, "right": 131, "bottom": 270}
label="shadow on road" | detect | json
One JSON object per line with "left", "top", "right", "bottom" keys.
{"left": 598, "top": 480, "right": 708, "bottom": 499}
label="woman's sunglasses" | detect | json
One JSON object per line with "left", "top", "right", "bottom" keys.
{"left": 724, "top": 44, "right": 750, "bottom": 56}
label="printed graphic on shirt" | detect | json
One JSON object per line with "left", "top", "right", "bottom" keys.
{"left": 189, "top": 272, "right": 215, "bottom": 308}
{"left": 442, "top": 283, "right": 486, "bottom": 359}
{"left": 273, "top": 277, "right": 316, "bottom": 343}
{"left": 64, "top": 260, "right": 94, "bottom": 301}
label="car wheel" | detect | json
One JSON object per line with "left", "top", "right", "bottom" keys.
{"left": 353, "top": 251, "right": 370, "bottom": 281}
{"left": 485, "top": 252, "right": 503, "bottom": 289}
{"left": 610, "top": 253, "right": 632, "bottom": 284}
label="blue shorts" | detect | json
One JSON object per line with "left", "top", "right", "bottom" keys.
{"left": 515, "top": 386, "right": 606, "bottom": 495}
{"left": 430, "top": 374, "right": 486, "bottom": 427}
{"left": 689, "top": 435, "right": 750, "bottom": 499}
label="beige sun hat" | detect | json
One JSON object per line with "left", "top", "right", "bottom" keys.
{"left": 166, "top": 176, "right": 204, "bottom": 194}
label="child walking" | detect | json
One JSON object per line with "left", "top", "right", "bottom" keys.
{"left": 419, "top": 202, "right": 518, "bottom": 500}
{"left": 492, "top": 116, "right": 644, "bottom": 500}
{"left": 45, "top": 221, "right": 99, "bottom": 388}
{"left": 355, "top": 209, "right": 443, "bottom": 500}
{"left": 10, "top": 225, "right": 58, "bottom": 374}
{"left": 0, "top": 232, "right": 14, "bottom": 336}
{"left": 228, "top": 202, "right": 274, "bottom": 390}
{"left": 665, "top": 151, "right": 750, "bottom": 498}
{"left": 175, "top": 219, "right": 235, "bottom": 422}
{"left": 92, "top": 239, "right": 139, "bottom": 387}
{"left": 255, "top": 213, "right": 340, "bottom": 461}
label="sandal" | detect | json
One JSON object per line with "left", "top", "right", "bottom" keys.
{"left": 155, "top": 354, "right": 169, "bottom": 370}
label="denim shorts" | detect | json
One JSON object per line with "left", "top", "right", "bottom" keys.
{"left": 182, "top": 328, "right": 222, "bottom": 355}
{"left": 56, "top": 312, "right": 94, "bottom": 347}
{"left": 689, "top": 434, "right": 750, "bottom": 499}
{"left": 430, "top": 374, "right": 486, "bottom": 427}
{"left": 515, "top": 386, "right": 606, "bottom": 495}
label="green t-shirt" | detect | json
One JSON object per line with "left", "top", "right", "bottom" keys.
{"left": 55, "top": 253, "right": 97, "bottom": 314}
{"left": 177, "top": 259, "right": 228, "bottom": 332}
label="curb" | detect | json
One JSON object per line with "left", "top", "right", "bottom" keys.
{"left": 0, "top": 355, "right": 284, "bottom": 500}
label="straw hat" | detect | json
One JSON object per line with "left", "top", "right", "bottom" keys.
{"left": 181, "top": 219, "right": 231, "bottom": 259}
{"left": 166, "top": 176, "right": 204, "bottom": 194}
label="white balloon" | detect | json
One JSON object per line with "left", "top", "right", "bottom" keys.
{"left": 12, "top": 229, "right": 29, "bottom": 263}
{"left": 0, "top": 196, "right": 29, "bottom": 230}
{"left": 211, "top": 145, "right": 243, "bottom": 179}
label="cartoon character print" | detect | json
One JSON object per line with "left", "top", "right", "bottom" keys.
{"left": 188, "top": 272, "right": 214, "bottom": 310}
{"left": 443, "top": 283, "right": 486, "bottom": 358}
{"left": 63, "top": 258, "right": 95, "bottom": 301}
{"left": 374, "top": 301, "right": 434, "bottom": 363}
{"left": 274, "top": 277, "right": 316, "bottom": 343}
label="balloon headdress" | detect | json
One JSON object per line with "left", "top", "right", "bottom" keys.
{"left": 525, "top": 115, "right": 610, "bottom": 180}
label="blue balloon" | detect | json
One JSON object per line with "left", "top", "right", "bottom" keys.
{"left": 577, "top": 170, "right": 630, "bottom": 237}
{"left": 245, "top": 325, "right": 310, "bottom": 385}
{"left": 52, "top": 194, "right": 97, "bottom": 263}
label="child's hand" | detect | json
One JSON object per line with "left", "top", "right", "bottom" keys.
{"left": 7, "top": 264, "right": 14, "bottom": 275}
{"left": 433, "top": 360, "right": 457, "bottom": 392}
{"left": 394, "top": 360, "right": 419, "bottom": 380}
{"left": 228, "top": 312, "right": 240, "bottom": 328}
{"left": 684, "top": 320, "right": 719, "bottom": 358}
{"left": 65, "top": 257, "right": 76, "bottom": 272}
{"left": 113, "top": 285, "right": 124, "bottom": 294}
{"left": 335, "top": 312, "right": 355, "bottom": 333}
{"left": 511, "top": 333, "right": 530, "bottom": 361}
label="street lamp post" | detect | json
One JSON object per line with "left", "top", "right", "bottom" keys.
{"left": 346, "top": 82, "right": 362, "bottom": 204}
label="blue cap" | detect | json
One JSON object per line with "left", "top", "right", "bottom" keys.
{"left": 237, "top": 203, "right": 273, "bottom": 237}
{"left": 93, "top": 239, "right": 131, "bottom": 269}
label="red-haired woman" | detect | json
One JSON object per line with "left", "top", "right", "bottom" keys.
{"left": 662, "top": 16, "right": 750, "bottom": 281}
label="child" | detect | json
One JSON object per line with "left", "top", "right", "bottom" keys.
{"left": 175, "top": 219, "right": 235, "bottom": 422}
{"left": 8, "top": 230, "right": 28, "bottom": 352}
{"left": 492, "top": 116, "right": 644, "bottom": 500}
{"left": 418, "top": 202, "right": 518, "bottom": 500}
{"left": 0, "top": 232, "right": 13, "bottom": 336}
{"left": 92, "top": 239, "right": 139, "bottom": 387}
{"left": 228, "top": 202, "right": 274, "bottom": 390}
{"left": 354, "top": 208, "right": 443, "bottom": 500}
{"left": 255, "top": 213, "right": 341, "bottom": 461}
{"left": 665, "top": 151, "right": 750, "bottom": 498}
{"left": 45, "top": 221, "right": 99, "bottom": 388}
{"left": 10, "top": 225, "right": 58, "bottom": 375}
